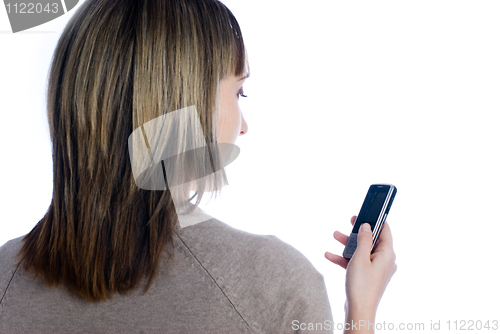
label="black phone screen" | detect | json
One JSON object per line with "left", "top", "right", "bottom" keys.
{"left": 352, "top": 186, "right": 390, "bottom": 233}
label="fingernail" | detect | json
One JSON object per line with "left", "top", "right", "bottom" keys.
{"left": 361, "top": 223, "right": 371, "bottom": 232}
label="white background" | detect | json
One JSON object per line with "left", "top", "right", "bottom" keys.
{"left": 1, "top": 1, "right": 499, "bottom": 332}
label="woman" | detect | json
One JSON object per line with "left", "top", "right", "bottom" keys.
{"left": 0, "top": 0, "right": 396, "bottom": 332}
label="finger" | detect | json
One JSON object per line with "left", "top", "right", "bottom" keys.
{"left": 350, "top": 215, "right": 357, "bottom": 226}
{"left": 351, "top": 223, "right": 373, "bottom": 262}
{"left": 372, "top": 223, "right": 397, "bottom": 268}
{"left": 325, "top": 251, "right": 349, "bottom": 269}
{"left": 374, "top": 222, "right": 394, "bottom": 250}
{"left": 334, "top": 230, "right": 349, "bottom": 246}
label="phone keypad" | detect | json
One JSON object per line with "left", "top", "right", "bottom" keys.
{"left": 343, "top": 233, "right": 358, "bottom": 258}
{"left": 346, "top": 233, "right": 358, "bottom": 250}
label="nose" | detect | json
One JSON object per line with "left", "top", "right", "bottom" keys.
{"left": 240, "top": 115, "right": 248, "bottom": 135}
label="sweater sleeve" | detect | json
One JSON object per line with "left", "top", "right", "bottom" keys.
{"left": 253, "top": 235, "right": 334, "bottom": 334}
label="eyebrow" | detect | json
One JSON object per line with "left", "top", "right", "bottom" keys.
{"left": 238, "top": 72, "right": 250, "bottom": 81}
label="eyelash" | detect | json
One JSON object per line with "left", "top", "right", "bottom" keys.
{"left": 238, "top": 89, "right": 247, "bottom": 98}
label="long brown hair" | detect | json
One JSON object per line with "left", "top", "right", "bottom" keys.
{"left": 16, "top": 0, "right": 246, "bottom": 302}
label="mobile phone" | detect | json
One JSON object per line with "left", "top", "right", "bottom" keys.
{"left": 343, "top": 184, "right": 397, "bottom": 259}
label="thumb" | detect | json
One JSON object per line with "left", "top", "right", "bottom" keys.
{"left": 353, "top": 223, "right": 373, "bottom": 260}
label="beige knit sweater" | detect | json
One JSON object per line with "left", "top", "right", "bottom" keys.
{"left": 0, "top": 207, "right": 333, "bottom": 333}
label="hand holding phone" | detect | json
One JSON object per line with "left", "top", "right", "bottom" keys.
{"left": 325, "top": 187, "right": 398, "bottom": 325}
{"left": 343, "top": 219, "right": 397, "bottom": 321}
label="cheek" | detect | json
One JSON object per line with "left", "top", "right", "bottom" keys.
{"left": 216, "top": 100, "right": 240, "bottom": 144}
{"left": 224, "top": 102, "right": 241, "bottom": 143}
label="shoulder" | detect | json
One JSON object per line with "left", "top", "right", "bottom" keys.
{"left": 175, "top": 219, "right": 332, "bottom": 332}
{"left": 0, "top": 236, "right": 24, "bottom": 301}
{"left": 176, "top": 218, "right": 321, "bottom": 280}
{"left": 0, "top": 236, "right": 24, "bottom": 269}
